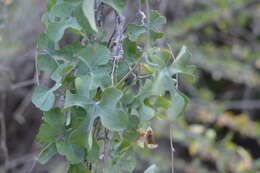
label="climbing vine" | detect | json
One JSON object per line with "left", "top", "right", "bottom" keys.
{"left": 32, "top": 0, "right": 195, "bottom": 172}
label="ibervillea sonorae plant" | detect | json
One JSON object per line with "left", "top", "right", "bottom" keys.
{"left": 32, "top": 0, "right": 195, "bottom": 172}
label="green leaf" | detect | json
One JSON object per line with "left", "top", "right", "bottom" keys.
{"left": 150, "top": 30, "right": 164, "bottom": 41}
{"left": 69, "top": 117, "right": 90, "bottom": 147}
{"left": 37, "top": 108, "right": 66, "bottom": 142}
{"left": 37, "top": 54, "right": 58, "bottom": 72}
{"left": 37, "top": 33, "right": 55, "bottom": 54}
{"left": 48, "top": 2, "right": 74, "bottom": 22}
{"left": 139, "top": 104, "right": 155, "bottom": 123}
{"left": 46, "top": 17, "right": 81, "bottom": 42}
{"left": 32, "top": 85, "right": 56, "bottom": 111}
{"left": 77, "top": 44, "right": 111, "bottom": 67}
{"left": 74, "top": 5, "right": 94, "bottom": 36}
{"left": 43, "top": 108, "right": 66, "bottom": 126}
{"left": 136, "top": 81, "right": 155, "bottom": 123}
{"left": 97, "top": 88, "right": 129, "bottom": 131}
{"left": 123, "top": 38, "right": 142, "bottom": 61}
{"left": 123, "top": 115, "right": 139, "bottom": 141}
{"left": 67, "top": 164, "right": 90, "bottom": 173}
{"left": 47, "top": 0, "right": 57, "bottom": 11}
{"left": 169, "top": 88, "right": 189, "bottom": 119}
{"left": 51, "top": 63, "right": 74, "bottom": 82}
{"left": 102, "top": 0, "right": 128, "bottom": 12}
{"left": 56, "top": 139, "right": 85, "bottom": 164}
{"left": 149, "top": 10, "right": 167, "bottom": 29}
{"left": 127, "top": 24, "right": 146, "bottom": 41}
{"left": 38, "top": 143, "right": 57, "bottom": 164}
{"left": 37, "top": 123, "right": 63, "bottom": 142}
{"left": 151, "top": 69, "right": 175, "bottom": 95}
{"left": 55, "top": 41, "right": 84, "bottom": 60}
{"left": 170, "top": 45, "right": 196, "bottom": 77}
{"left": 82, "top": 0, "right": 98, "bottom": 32}
{"left": 152, "top": 69, "right": 188, "bottom": 118}
{"left": 144, "top": 164, "right": 157, "bottom": 173}
{"left": 86, "top": 138, "right": 100, "bottom": 163}
{"left": 64, "top": 75, "right": 94, "bottom": 108}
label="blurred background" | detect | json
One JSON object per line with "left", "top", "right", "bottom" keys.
{"left": 0, "top": 0, "right": 260, "bottom": 173}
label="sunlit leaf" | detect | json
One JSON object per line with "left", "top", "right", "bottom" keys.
{"left": 82, "top": 0, "right": 98, "bottom": 32}
{"left": 32, "top": 85, "right": 56, "bottom": 111}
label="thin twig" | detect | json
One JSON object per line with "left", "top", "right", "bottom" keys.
{"left": 27, "top": 156, "right": 37, "bottom": 173}
{"left": 34, "top": 49, "right": 40, "bottom": 86}
{"left": 11, "top": 79, "right": 35, "bottom": 90}
{"left": 13, "top": 92, "right": 33, "bottom": 124}
{"left": 167, "top": 43, "right": 177, "bottom": 173}
{"left": 111, "top": 58, "right": 117, "bottom": 86}
{"left": 170, "top": 126, "right": 175, "bottom": 173}
{"left": 0, "top": 93, "right": 8, "bottom": 173}
{"left": 115, "top": 58, "right": 141, "bottom": 87}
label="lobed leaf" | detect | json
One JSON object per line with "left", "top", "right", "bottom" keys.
{"left": 32, "top": 85, "right": 56, "bottom": 111}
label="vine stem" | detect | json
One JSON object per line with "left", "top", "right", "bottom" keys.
{"left": 168, "top": 44, "right": 177, "bottom": 173}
